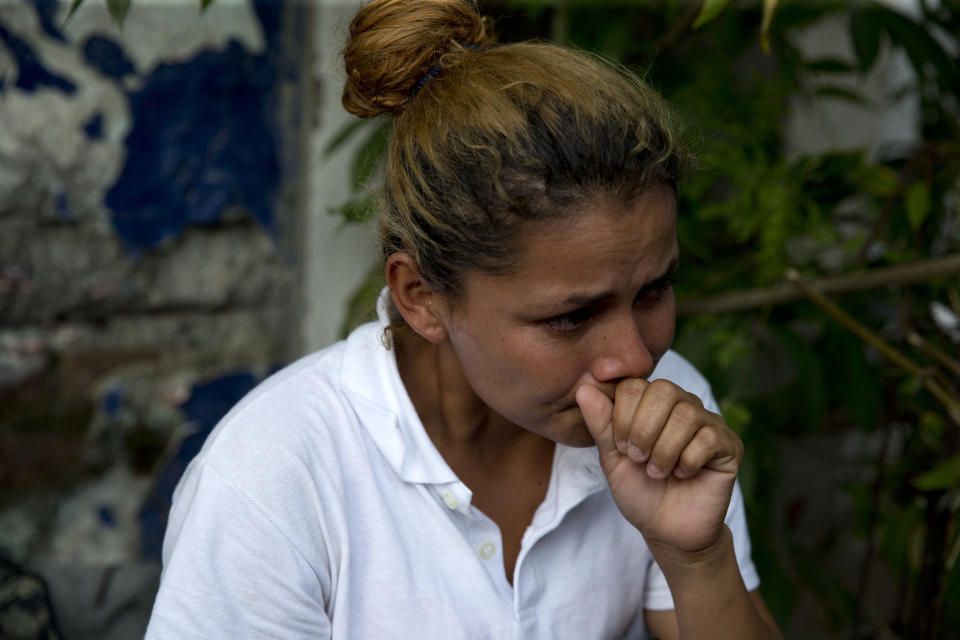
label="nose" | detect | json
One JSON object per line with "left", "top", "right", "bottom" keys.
{"left": 588, "top": 310, "right": 655, "bottom": 384}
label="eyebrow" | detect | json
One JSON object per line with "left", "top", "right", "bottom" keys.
{"left": 539, "top": 257, "right": 681, "bottom": 312}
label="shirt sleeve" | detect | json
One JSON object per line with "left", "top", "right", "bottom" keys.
{"left": 145, "top": 463, "right": 332, "bottom": 639}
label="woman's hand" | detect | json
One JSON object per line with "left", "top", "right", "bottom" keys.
{"left": 575, "top": 379, "right": 743, "bottom": 554}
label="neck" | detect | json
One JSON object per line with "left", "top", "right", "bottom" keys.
{"left": 394, "top": 329, "right": 549, "bottom": 463}
{"left": 394, "top": 327, "right": 556, "bottom": 585}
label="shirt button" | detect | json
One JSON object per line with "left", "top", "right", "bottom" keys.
{"left": 441, "top": 492, "right": 459, "bottom": 510}
{"left": 477, "top": 542, "right": 496, "bottom": 560}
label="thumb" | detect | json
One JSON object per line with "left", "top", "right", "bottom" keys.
{"left": 575, "top": 385, "right": 616, "bottom": 457}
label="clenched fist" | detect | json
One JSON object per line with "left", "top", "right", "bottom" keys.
{"left": 576, "top": 378, "right": 743, "bottom": 554}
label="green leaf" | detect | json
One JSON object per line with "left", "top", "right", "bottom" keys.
{"left": 201, "top": 0, "right": 216, "bottom": 11}
{"left": 913, "top": 454, "right": 960, "bottom": 491}
{"left": 329, "top": 193, "right": 379, "bottom": 226}
{"left": 905, "top": 182, "right": 930, "bottom": 230}
{"left": 65, "top": 0, "right": 86, "bottom": 22}
{"left": 596, "top": 19, "right": 633, "bottom": 58}
{"left": 851, "top": 164, "right": 899, "bottom": 199}
{"left": 340, "top": 261, "right": 386, "bottom": 338}
{"left": 878, "top": 501, "right": 924, "bottom": 575}
{"left": 814, "top": 85, "right": 869, "bottom": 105}
{"left": 351, "top": 120, "right": 391, "bottom": 191}
{"left": 822, "top": 325, "right": 882, "bottom": 431}
{"left": 771, "top": 326, "right": 827, "bottom": 432}
{"left": 806, "top": 57, "right": 856, "bottom": 74}
{"left": 323, "top": 118, "right": 374, "bottom": 160}
{"left": 106, "top": 0, "right": 131, "bottom": 25}
{"left": 918, "top": 412, "right": 945, "bottom": 448}
{"left": 849, "top": 4, "right": 881, "bottom": 73}
{"left": 760, "top": 0, "right": 780, "bottom": 53}
{"left": 693, "top": 0, "right": 731, "bottom": 29}
{"left": 719, "top": 400, "right": 751, "bottom": 436}
{"left": 875, "top": 5, "right": 958, "bottom": 89}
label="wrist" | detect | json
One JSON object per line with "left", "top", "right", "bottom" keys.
{"left": 645, "top": 525, "right": 735, "bottom": 577}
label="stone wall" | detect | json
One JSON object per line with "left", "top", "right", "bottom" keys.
{"left": 0, "top": 0, "right": 309, "bottom": 636}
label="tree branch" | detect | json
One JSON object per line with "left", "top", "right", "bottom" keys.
{"left": 677, "top": 254, "right": 960, "bottom": 315}
{"left": 908, "top": 332, "right": 960, "bottom": 377}
{"left": 785, "top": 269, "right": 960, "bottom": 427}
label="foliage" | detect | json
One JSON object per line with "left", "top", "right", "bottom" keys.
{"left": 327, "top": 1, "right": 960, "bottom": 636}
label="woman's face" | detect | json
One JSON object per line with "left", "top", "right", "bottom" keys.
{"left": 438, "top": 187, "right": 679, "bottom": 447}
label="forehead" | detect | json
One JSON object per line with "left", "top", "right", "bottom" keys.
{"left": 462, "top": 188, "right": 678, "bottom": 307}
{"left": 519, "top": 188, "right": 676, "bottom": 268}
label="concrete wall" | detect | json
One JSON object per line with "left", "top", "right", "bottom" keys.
{"left": 302, "top": 0, "right": 380, "bottom": 352}
{"left": 0, "top": 0, "right": 312, "bottom": 636}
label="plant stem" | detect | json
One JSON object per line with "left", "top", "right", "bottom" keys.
{"left": 650, "top": 1, "right": 701, "bottom": 59}
{"left": 908, "top": 495, "right": 950, "bottom": 639}
{"left": 677, "top": 254, "right": 960, "bottom": 315}
{"left": 853, "top": 419, "right": 893, "bottom": 630}
{"left": 550, "top": 0, "right": 569, "bottom": 45}
{"left": 907, "top": 332, "right": 960, "bottom": 377}
{"left": 785, "top": 269, "right": 960, "bottom": 428}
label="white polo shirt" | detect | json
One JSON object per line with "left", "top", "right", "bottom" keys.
{"left": 146, "top": 306, "right": 759, "bottom": 639}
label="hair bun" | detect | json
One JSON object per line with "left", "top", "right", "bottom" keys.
{"left": 342, "top": 0, "right": 494, "bottom": 118}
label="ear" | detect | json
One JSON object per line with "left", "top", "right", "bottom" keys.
{"left": 385, "top": 252, "right": 448, "bottom": 343}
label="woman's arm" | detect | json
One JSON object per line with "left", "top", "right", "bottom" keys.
{"left": 646, "top": 587, "right": 781, "bottom": 640}
{"left": 576, "top": 379, "right": 782, "bottom": 639}
{"left": 644, "top": 532, "right": 782, "bottom": 640}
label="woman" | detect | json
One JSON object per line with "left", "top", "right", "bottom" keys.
{"left": 147, "top": 1, "right": 782, "bottom": 638}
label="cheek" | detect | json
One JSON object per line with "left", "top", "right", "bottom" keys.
{"left": 476, "top": 331, "right": 588, "bottom": 408}
{"left": 450, "top": 323, "right": 595, "bottom": 415}
{"left": 453, "top": 329, "right": 544, "bottom": 396}
{"left": 518, "top": 337, "right": 597, "bottom": 407}
{"left": 643, "top": 296, "right": 677, "bottom": 359}
{"left": 505, "top": 334, "right": 576, "bottom": 384}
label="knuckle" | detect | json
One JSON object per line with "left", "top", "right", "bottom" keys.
{"left": 733, "top": 434, "right": 745, "bottom": 459}
{"left": 628, "top": 424, "right": 656, "bottom": 446}
{"left": 645, "top": 378, "right": 676, "bottom": 400}
{"left": 676, "top": 451, "right": 698, "bottom": 473}
{"left": 685, "top": 392, "right": 704, "bottom": 408}
{"left": 678, "top": 446, "right": 698, "bottom": 465}
{"left": 697, "top": 424, "right": 720, "bottom": 448}
{"left": 672, "top": 401, "right": 701, "bottom": 424}
{"left": 615, "top": 378, "right": 647, "bottom": 402}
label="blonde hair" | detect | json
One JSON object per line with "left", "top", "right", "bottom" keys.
{"left": 342, "top": 0, "right": 684, "bottom": 327}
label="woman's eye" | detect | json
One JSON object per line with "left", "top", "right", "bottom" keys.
{"left": 636, "top": 277, "right": 677, "bottom": 307}
{"left": 543, "top": 308, "right": 593, "bottom": 333}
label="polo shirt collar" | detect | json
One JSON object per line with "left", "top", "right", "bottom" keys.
{"left": 340, "top": 290, "right": 458, "bottom": 486}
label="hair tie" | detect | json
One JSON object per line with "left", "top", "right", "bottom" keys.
{"left": 409, "top": 43, "right": 479, "bottom": 99}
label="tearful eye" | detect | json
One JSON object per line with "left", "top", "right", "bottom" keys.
{"left": 543, "top": 307, "right": 594, "bottom": 333}
{"left": 635, "top": 277, "right": 677, "bottom": 308}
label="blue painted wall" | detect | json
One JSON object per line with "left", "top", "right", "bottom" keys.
{"left": 106, "top": 2, "right": 288, "bottom": 250}
{"left": 1, "top": 1, "right": 295, "bottom": 251}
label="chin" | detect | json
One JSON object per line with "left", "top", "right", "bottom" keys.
{"left": 560, "top": 428, "right": 599, "bottom": 448}
{"left": 541, "top": 408, "right": 597, "bottom": 448}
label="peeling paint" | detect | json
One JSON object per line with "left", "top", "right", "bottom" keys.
{"left": 81, "top": 35, "right": 134, "bottom": 81}
{"left": 105, "top": 3, "right": 285, "bottom": 249}
{"left": 0, "top": 23, "right": 75, "bottom": 94}
{"left": 28, "top": 0, "right": 66, "bottom": 43}
{"left": 139, "top": 371, "right": 258, "bottom": 560}
{"left": 81, "top": 112, "right": 103, "bottom": 140}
